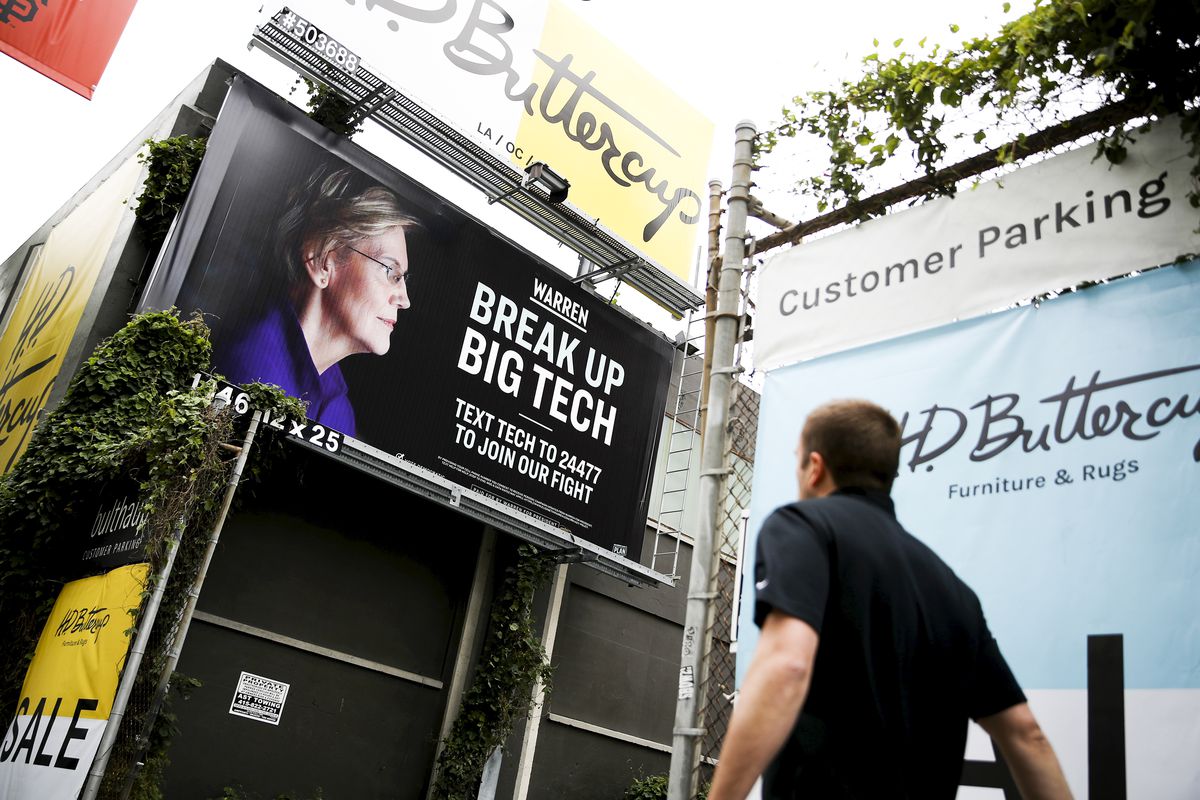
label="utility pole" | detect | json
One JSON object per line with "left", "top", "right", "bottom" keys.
{"left": 667, "top": 120, "right": 755, "bottom": 800}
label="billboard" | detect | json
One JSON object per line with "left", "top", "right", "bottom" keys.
{"left": 141, "top": 76, "right": 673, "bottom": 559}
{"left": 0, "top": 156, "right": 141, "bottom": 473}
{"left": 0, "top": 0, "right": 138, "bottom": 98}
{"left": 272, "top": 0, "right": 713, "bottom": 280}
{"left": 741, "top": 261, "right": 1200, "bottom": 797}
{"left": 0, "top": 563, "right": 149, "bottom": 799}
{"left": 756, "top": 118, "right": 1200, "bottom": 370}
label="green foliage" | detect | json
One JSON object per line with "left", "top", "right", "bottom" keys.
{"left": 0, "top": 310, "right": 218, "bottom": 705}
{"left": 430, "top": 543, "right": 555, "bottom": 800}
{"left": 134, "top": 135, "right": 207, "bottom": 243}
{"left": 624, "top": 775, "right": 709, "bottom": 800}
{"left": 295, "top": 78, "right": 363, "bottom": 137}
{"left": 0, "top": 309, "right": 302, "bottom": 796}
{"left": 761, "top": 0, "right": 1200, "bottom": 214}
{"left": 238, "top": 381, "right": 309, "bottom": 486}
{"left": 208, "top": 785, "right": 324, "bottom": 800}
{"left": 624, "top": 775, "right": 669, "bottom": 799}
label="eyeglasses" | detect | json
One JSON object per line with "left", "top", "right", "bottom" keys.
{"left": 342, "top": 244, "right": 410, "bottom": 288}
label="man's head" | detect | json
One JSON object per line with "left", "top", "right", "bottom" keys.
{"left": 796, "top": 399, "right": 901, "bottom": 499}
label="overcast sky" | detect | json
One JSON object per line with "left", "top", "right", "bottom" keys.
{"left": 0, "top": 0, "right": 1026, "bottom": 325}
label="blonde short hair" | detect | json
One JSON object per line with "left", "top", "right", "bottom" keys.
{"left": 277, "top": 166, "right": 418, "bottom": 286}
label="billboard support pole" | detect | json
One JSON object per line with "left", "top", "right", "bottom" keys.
{"left": 81, "top": 522, "right": 188, "bottom": 799}
{"left": 116, "top": 410, "right": 264, "bottom": 797}
{"left": 699, "top": 179, "right": 725, "bottom": 440}
{"left": 668, "top": 120, "right": 755, "bottom": 800}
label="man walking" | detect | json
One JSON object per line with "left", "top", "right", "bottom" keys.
{"left": 708, "top": 400, "right": 1072, "bottom": 799}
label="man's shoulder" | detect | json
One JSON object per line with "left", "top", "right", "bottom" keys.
{"left": 777, "top": 492, "right": 893, "bottom": 527}
{"left": 760, "top": 495, "right": 869, "bottom": 545}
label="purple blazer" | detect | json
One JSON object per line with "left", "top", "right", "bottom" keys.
{"left": 215, "top": 304, "right": 357, "bottom": 437}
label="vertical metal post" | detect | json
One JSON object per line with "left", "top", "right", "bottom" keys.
{"left": 513, "top": 563, "right": 569, "bottom": 800}
{"left": 699, "top": 180, "right": 725, "bottom": 438}
{"left": 426, "top": 528, "right": 497, "bottom": 800}
{"left": 117, "top": 410, "right": 263, "bottom": 798}
{"left": 729, "top": 509, "right": 751, "bottom": 656}
{"left": 668, "top": 121, "right": 755, "bottom": 800}
{"left": 81, "top": 532, "right": 186, "bottom": 799}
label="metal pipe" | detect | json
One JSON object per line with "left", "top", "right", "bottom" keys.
{"left": 512, "top": 563, "right": 569, "bottom": 800}
{"left": 729, "top": 509, "right": 752, "bottom": 655}
{"left": 116, "top": 410, "right": 263, "bottom": 798}
{"left": 699, "top": 180, "right": 724, "bottom": 439}
{"left": 425, "top": 528, "right": 497, "bottom": 800}
{"left": 160, "top": 409, "right": 261, "bottom": 690}
{"left": 667, "top": 120, "right": 756, "bottom": 800}
{"left": 748, "top": 196, "right": 793, "bottom": 230}
{"left": 81, "top": 528, "right": 186, "bottom": 800}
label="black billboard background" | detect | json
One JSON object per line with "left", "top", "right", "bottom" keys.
{"left": 141, "top": 76, "right": 672, "bottom": 559}
{"left": 78, "top": 479, "right": 148, "bottom": 573}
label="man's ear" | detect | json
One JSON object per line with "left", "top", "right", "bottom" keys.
{"left": 807, "top": 451, "right": 828, "bottom": 492}
{"left": 302, "top": 238, "right": 333, "bottom": 289}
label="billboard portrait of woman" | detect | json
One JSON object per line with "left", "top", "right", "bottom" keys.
{"left": 213, "top": 166, "right": 420, "bottom": 436}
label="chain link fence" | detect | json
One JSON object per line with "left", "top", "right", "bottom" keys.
{"left": 94, "top": 414, "right": 249, "bottom": 800}
{"left": 96, "top": 552, "right": 204, "bottom": 800}
{"left": 698, "top": 380, "right": 759, "bottom": 767}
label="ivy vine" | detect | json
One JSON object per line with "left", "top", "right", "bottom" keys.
{"left": 430, "top": 543, "right": 554, "bottom": 800}
{"left": 0, "top": 309, "right": 304, "bottom": 798}
{"left": 134, "top": 135, "right": 208, "bottom": 244}
{"left": 760, "top": 0, "right": 1200, "bottom": 215}
{"left": 624, "top": 774, "right": 709, "bottom": 800}
{"left": 293, "top": 78, "right": 364, "bottom": 138}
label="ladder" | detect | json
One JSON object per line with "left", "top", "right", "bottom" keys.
{"left": 650, "top": 307, "right": 708, "bottom": 580}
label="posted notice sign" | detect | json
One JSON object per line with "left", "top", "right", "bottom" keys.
{"left": 229, "top": 672, "right": 290, "bottom": 726}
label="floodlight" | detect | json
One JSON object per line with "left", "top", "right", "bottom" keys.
{"left": 524, "top": 161, "right": 570, "bottom": 204}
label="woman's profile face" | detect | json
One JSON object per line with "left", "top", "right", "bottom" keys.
{"left": 324, "top": 225, "right": 411, "bottom": 357}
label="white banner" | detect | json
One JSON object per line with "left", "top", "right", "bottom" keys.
{"left": 756, "top": 118, "right": 1200, "bottom": 371}
{"left": 273, "top": 0, "right": 713, "bottom": 279}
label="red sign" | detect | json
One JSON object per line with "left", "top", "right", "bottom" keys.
{"left": 0, "top": 0, "right": 139, "bottom": 99}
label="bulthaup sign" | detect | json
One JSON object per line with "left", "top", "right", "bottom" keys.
{"left": 756, "top": 118, "right": 1200, "bottom": 371}
{"left": 141, "top": 76, "right": 672, "bottom": 559}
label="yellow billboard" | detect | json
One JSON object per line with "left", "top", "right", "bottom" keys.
{"left": 0, "top": 563, "right": 149, "bottom": 799}
{"left": 0, "top": 156, "right": 140, "bottom": 473}
{"left": 280, "top": 0, "right": 715, "bottom": 283}
{"left": 515, "top": 1, "right": 713, "bottom": 278}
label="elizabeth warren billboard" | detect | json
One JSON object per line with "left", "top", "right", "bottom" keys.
{"left": 141, "top": 76, "right": 672, "bottom": 559}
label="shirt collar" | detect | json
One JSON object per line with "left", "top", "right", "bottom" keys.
{"left": 832, "top": 486, "right": 896, "bottom": 516}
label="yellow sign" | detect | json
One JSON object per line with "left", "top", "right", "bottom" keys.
{"left": 516, "top": 0, "right": 713, "bottom": 279}
{"left": 0, "top": 156, "right": 140, "bottom": 473}
{"left": 0, "top": 563, "right": 149, "bottom": 798}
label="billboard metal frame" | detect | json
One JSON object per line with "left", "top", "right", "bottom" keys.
{"left": 201, "top": 375, "right": 672, "bottom": 586}
{"left": 248, "top": 11, "right": 705, "bottom": 318}
{"left": 293, "top": 432, "right": 672, "bottom": 587}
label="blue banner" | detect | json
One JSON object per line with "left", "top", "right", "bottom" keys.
{"left": 745, "top": 259, "right": 1200, "bottom": 687}
{"left": 742, "top": 260, "right": 1200, "bottom": 794}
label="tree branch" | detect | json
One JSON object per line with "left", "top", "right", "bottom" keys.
{"left": 754, "top": 98, "right": 1150, "bottom": 255}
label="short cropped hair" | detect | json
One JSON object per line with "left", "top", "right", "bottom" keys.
{"left": 801, "top": 399, "right": 901, "bottom": 493}
{"left": 276, "top": 165, "right": 418, "bottom": 286}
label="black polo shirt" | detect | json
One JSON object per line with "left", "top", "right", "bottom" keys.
{"left": 753, "top": 487, "right": 1025, "bottom": 799}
